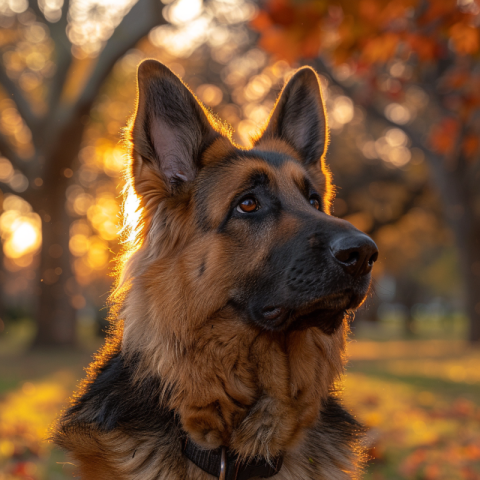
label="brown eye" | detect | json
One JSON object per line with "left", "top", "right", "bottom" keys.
{"left": 237, "top": 197, "right": 259, "bottom": 213}
{"left": 309, "top": 196, "right": 320, "bottom": 210}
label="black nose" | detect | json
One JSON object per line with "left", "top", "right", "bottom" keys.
{"left": 331, "top": 234, "right": 378, "bottom": 277}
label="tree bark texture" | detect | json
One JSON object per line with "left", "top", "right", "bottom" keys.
{"left": 14, "top": 0, "right": 165, "bottom": 348}
{"left": 458, "top": 218, "right": 480, "bottom": 343}
{"left": 424, "top": 151, "right": 480, "bottom": 343}
{"left": 31, "top": 105, "right": 91, "bottom": 347}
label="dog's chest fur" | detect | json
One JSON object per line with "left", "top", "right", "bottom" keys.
{"left": 54, "top": 330, "right": 363, "bottom": 480}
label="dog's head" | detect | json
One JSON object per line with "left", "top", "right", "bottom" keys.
{"left": 122, "top": 60, "right": 377, "bottom": 343}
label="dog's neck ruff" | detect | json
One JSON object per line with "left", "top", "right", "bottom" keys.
{"left": 184, "top": 437, "right": 283, "bottom": 480}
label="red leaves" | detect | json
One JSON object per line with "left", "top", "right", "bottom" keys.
{"left": 449, "top": 22, "right": 480, "bottom": 56}
{"left": 405, "top": 33, "right": 441, "bottom": 62}
{"left": 429, "top": 118, "right": 459, "bottom": 155}
{"left": 361, "top": 32, "right": 401, "bottom": 63}
{"left": 252, "top": 0, "right": 480, "bottom": 167}
{"left": 252, "top": 0, "right": 480, "bottom": 63}
{"left": 462, "top": 135, "right": 480, "bottom": 160}
{"left": 265, "top": 0, "right": 296, "bottom": 27}
{"left": 250, "top": 0, "right": 324, "bottom": 62}
{"left": 250, "top": 10, "right": 273, "bottom": 32}
{"left": 429, "top": 119, "right": 479, "bottom": 161}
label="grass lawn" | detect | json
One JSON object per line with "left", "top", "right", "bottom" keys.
{"left": 0, "top": 319, "right": 479, "bottom": 480}
{"left": 345, "top": 339, "right": 480, "bottom": 480}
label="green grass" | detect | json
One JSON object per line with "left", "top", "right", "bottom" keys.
{"left": 345, "top": 334, "right": 480, "bottom": 480}
{"left": 0, "top": 320, "right": 478, "bottom": 480}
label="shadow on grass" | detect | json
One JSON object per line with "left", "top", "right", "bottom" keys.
{"left": 348, "top": 363, "right": 480, "bottom": 399}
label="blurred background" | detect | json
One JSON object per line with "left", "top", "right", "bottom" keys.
{"left": 0, "top": 0, "right": 479, "bottom": 478}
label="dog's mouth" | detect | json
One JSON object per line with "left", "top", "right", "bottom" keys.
{"left": 261, "top": 291, "right": 358, "bottom": 334}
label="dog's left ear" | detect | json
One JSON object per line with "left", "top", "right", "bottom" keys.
{"left": 256, "top": 67, "right": 328, "bottom": 166}
{"left": 131, "top": 59, "right": 219, "bottom": 194}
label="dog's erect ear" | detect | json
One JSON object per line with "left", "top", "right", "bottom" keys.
{"left": 131, "top": 60, "right": 218, "bottom": 190}
{"left": 256, "top": 67, "right": 328, "bottom": 165}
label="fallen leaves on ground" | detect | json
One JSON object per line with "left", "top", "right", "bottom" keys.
{"left": 0, "top": 342, "right": 479, "bottom": 479}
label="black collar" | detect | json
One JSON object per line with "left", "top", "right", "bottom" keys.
{"left": 183, "top": 437, "right": 283, "bottom": 480}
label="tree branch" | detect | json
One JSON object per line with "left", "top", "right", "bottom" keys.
{"left": 28, "top": 0, "right": 44, "bottom": 21}
{"left": 75, "top": 0, "right": 165, "bottom": 113}
{"left": 313, "top": 57, "right": 473, "bottom": 250}
{"left": 0, "top": 181, "right": 24, "bottom": 197}
{"left": 0, "top": 132, "right": 41, "bottom": 185}
{"left": 0, "top": 131, "right": 22, "bottom": 165}
{"left": 0, "top": 182, "right": 16, "bottom": 196}
{"left": 0, "top": 66, "right": 38, "bottom": 133}
{"left": 0, "top": 137, "right": 36, "bottom": 202}
{"left": 36, "top": 0, "right": 165, "bottom": 159}
{"left": 45, "top": 0, "right": 73, "bottom": 116}
{"left": 314, "top": 57, "right": 439, "bottom": 161}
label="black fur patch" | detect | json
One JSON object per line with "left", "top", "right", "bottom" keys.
{"left": 242, "top": 149, "right": 290, "bottom": 167}
{"left": 301, "top": 396, "right": 365, "bottom": 477}
{"left": 320, "top": 396, "right": 364, "bottom": 439}
{"left": 62, "top": 352, "right": 177, "bottom": 434}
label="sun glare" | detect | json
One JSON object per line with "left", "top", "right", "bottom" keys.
{"left": 5, "top": 219, "right": 40, "bottom": 258}
{"left": 68, "top": 0, "right": 137, "bottom": 57}
{"left": 121, "top": 185, "right": 142, "bottom": 244}
{"left": 166, "top": 0, "right": 203, "bottom": 25}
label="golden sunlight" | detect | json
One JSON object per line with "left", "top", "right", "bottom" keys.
{"left": 121, "top": 185, "right": 142, "bottom": 244}
{"left": 5, "top": 219, "right": 39, "bottom": 258}
{"left": 68, "top": 0, "right": 137, "bottom": 57}
{"left": 0, "top": 195, "right": 42, "bottom": 265}
{"left": 165, "top": 0, "right": 203, "bottom": 25}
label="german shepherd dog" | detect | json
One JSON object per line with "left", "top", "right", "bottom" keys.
{"left": 54, "top": 60, "right": 378, "bottom": 480}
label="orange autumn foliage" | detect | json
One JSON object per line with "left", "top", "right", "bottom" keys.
{"left": 251, "top": 0, "right": 325, "bottom": 63}
{"left": 252, "top": 0, "right": 480, "bottom": 64}
{"left": 429, "top": 118, "right": 459, "bottom": 155}
{"left": 252, "top": 0, "right": 480, "bottom": 168}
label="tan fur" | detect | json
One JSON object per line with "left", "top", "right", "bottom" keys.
{"left": 118, "top": 143, "right": 348, "bottom": 460}
{"left": 54, "top": 62, "right": 366, "bottom": 479}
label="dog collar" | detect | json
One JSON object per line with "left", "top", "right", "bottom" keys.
{"left": 183, "top": 437, "right": 283, "bottom": 480}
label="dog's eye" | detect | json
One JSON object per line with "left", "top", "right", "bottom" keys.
{"left": 309, "top": 195, "right": 320, "bottom": 210}
{"left": 237, "top": 196, "right": 259, "bottom": 213}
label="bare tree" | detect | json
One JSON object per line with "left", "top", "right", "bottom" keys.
{"left": 0, "top": 0, "right": 165, "bottom": 347}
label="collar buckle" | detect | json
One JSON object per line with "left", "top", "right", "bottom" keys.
{"left": 219, "top": 446, "right": 227, "bottom": 480}
{"left": 183, "top": 437, "right": 283, "bottom": 480}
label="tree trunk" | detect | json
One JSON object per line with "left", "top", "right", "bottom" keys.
{"left": 448, "top": 170, "right": 480, "bottom": 343}
{"left": 425, "top": 151, "right": 480, "bottom": 344}
{"left": 460, "top": 221, "right": 480, "bottom": 343}
{"left": 394, "top": 276, "right": 417, "bottom": 337}
{"left": 32, "top": 191, "right": 77, "bottom": 347}
{"left": 448, "top": 218, "right": 480, "bottom": 343}
{"left": 31, "top": 106, "right": 91, "bottom": 348}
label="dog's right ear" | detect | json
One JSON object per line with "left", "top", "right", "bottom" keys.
{"left": 131, "top": 60, "right": 219, "bottom": 195}
{"left": 256, "top": 67, "right": 328, "bottom": 166}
